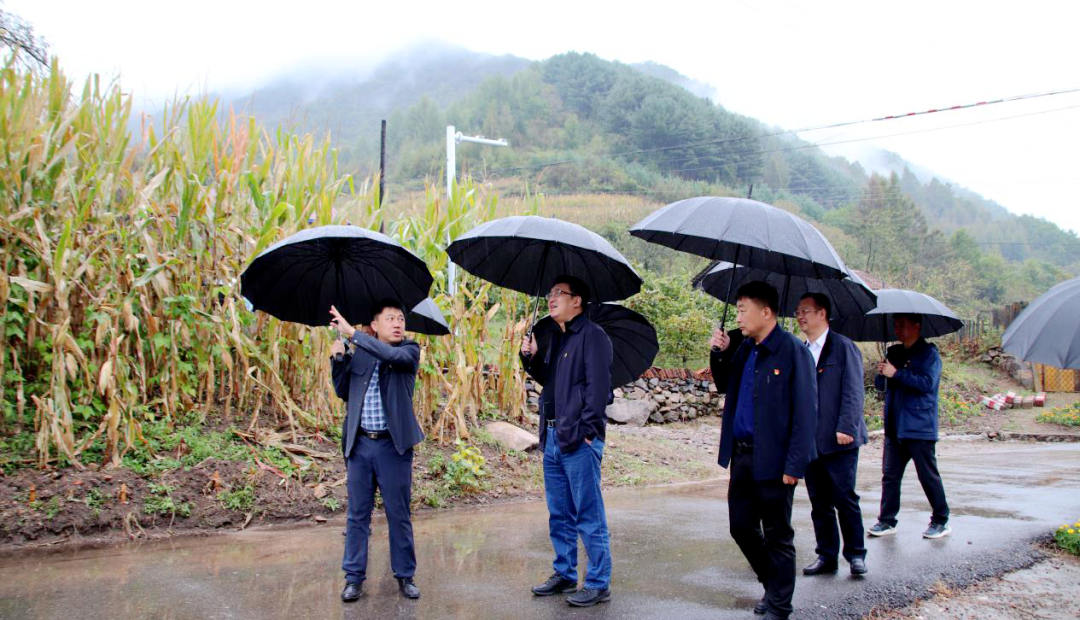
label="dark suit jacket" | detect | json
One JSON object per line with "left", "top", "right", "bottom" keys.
{"left": 521, "top": 314, "right": 613, "bottom": 453}
{"left": 874, "top": 338, "right": 942, "bottom": 441}
{"left": 713, "top": 324, "right": 818, "bottom": 481}
{"left": 331, "top": 332, "right": 424, "bottom": 457}
{"left": 812, "top": 330, "right": 868, "bottom": 455}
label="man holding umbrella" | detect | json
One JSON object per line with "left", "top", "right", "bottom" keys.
{"left": 711, "top": 281, "right": 817, "bottom": 620}
{"left": 869, "top": 313, "right": 950, "bottom": 540}
{"left": 795, "top": 293, "right": 868, "bottom": 577}
{"left": 329, "top": 300, "right": 424, "bottom": 602}
{"left": 521, "top": 276, "right": 615, "bottom": 608}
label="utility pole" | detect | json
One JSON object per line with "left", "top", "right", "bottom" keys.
{"left": 446, "top": 125, "right": 508, "bottom": 295}
{"left": 379, "top": 120, "right": 387, "bottom": 233}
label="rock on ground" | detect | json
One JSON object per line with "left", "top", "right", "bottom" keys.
{"left": 605, "top": 399, "right": 656, "bottom": 427}
{"left": 483, "top": 422, "right": 539, "bottom": 452}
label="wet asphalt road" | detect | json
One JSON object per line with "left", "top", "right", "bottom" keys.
{"left": 1, "top": 441, "right": 1077, "bottom": 620}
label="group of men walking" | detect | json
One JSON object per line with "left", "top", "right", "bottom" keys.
{"left": 325, "top": 278, "right": 950, "bottom": 620}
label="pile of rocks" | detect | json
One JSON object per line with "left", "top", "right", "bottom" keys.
{"left": 981, "top": 347, "right": 1034, "bottom": 389}
{"left": 524, "top": 372, "right": 724, "bottom": 427}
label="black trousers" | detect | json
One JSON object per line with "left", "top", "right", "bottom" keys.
{"left": 728, "top": 450, "right": 796, "bottom": 618}
{"left": 805, "top": 448, "right": 866, "bottom": 562}
{"left": 342, "top": 435, "right": 416, "bottom": 583}
{"left": 878, "top": 436, "right": 949, "bottom": 527}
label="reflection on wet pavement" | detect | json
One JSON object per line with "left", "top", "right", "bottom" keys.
{"left": 1, "top": 443, "right": 1077, "bottom": 619}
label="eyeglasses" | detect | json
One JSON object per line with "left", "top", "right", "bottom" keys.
{"left": 794, "top": 308, "right": 822, "bottom": 317}
{"left": 546, "top": 289, "right": 575, "bottom": 301}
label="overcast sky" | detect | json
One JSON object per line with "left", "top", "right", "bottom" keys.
{"left": 11, "top": 0, "right": 1080, "bottom": 233}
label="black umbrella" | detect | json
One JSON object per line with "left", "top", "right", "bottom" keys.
{"left": 630, "top": 196, "right": 854, "bottom": 326}
{"left": 240, "top": 225, "right": 433, "bottom": 327}
{"left": 533, "top": 303, "right": 658, "bottom": 387}
{"left": 830, "top": 288, "right": 963, "bottom": 342}
{"left": 1001, "top": 276, "right": 1080, "bottom": 368}
{"left": 630, "top": 197, "right": 851, "bottom": 279}
{"left": 696, "top": 262, "right": 877, "bottom": 321}
{"left": 448, "top": 216, "right": 642, "bottom": 302}
{"left": 408, "top": 298, "right": 450, "bottom": 336}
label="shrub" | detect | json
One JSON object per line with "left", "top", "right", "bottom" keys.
{"left": 1054, "top": 521, "right": 1080, "bottom": 555}
{"left": 1038, "top": 402, "right": 1080, "bottom": 428}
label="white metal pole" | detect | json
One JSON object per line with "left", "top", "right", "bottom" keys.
{"left": 446, "top": 125, "right": 457, "bottom": 296}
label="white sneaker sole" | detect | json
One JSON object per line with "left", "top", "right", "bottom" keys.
{"left": 923, "top": 528, "right": 951, "bottom": 539}
{"left": 868, "top": 528, "right": 897, "bottom": 537}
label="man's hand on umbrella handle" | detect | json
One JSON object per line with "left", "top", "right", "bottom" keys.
{"left": 783, "top": 475, "right": 799, "bottom": 486}
{"left": 836, "top": 432, "right": 854, "bottom": 445}
{"left": 521, "top": 334, "right": 537, "bottom": 358}
{"left": 879, "top": 360, "right": 897, "bottom": 378}
{"left": 329, "top": 305, "right": 356, "bottom": 338}
{"left": 710, "top": 328, "right": 730, "bottom": 351}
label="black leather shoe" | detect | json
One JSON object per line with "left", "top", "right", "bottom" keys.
{"left": 532, "top": 573, "right": 578, "bottom": 596}
{"left": 753, "top": 595, "right": 768, "bottom": 614}
{"left": 341, "top": 582, "right": 362, "bottom": 602}
{"left": 566, "top": 588, "right": 611, "bottom": 607}
{"left": 397, "top": 577, "right": 420, "bottom": 599}
{"left": 850, "top": 557, "right": 868, "bottom": 575}
{"left": 802, "top": 557, "right": 838, "bottom": 575}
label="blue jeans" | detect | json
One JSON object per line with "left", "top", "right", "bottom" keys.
{"left": 543, "top": 426, "right": 612, "bottom": 590}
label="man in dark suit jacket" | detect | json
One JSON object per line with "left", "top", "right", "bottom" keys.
{"left": 330, "top": 300, "right": 424, "bottom": 602}
{"left": 521, "top": 276, "right": 614, "bottom": 608}
{"left": 711, "top": 281, "right": 817, "bottom": 620}
{"left": 795, "top": 293, "right": 869, "bottom": 577}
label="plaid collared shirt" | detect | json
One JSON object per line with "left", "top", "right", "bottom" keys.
{"left": 360, "top": 363, "right": 387, "bottom": 431}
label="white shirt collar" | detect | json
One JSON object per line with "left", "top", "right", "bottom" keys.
{"left": 807, "top": 328, "right": 829, "bottom": 365}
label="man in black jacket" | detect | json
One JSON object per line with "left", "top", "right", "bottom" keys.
{"left": 795, "top": 293, "right": 868, "bottom": 577}
{"left": 711, "top": 281, "right": 817, "bottom": 620}
{"left": 521, "top": 276, "right": 614, "bottom": 608}
{"left": 330, "top": 300, "right": 424, "bottom": 602}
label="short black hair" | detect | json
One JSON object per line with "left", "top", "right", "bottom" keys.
{"left": 736, "top": 281, "right": 779, "bottom": 315}
{"left": 895, "top": 313, "right": 923, "bottom": 326}
{"left": 371, "top": 298, "right": 406, "bottom": 320}
{"left": 554, "top": 275, "right": 590, "bottom": 306}
{"left": 799, "top": 292, "right": 832, "bottom": 320}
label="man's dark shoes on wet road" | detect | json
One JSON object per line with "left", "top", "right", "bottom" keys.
{"left": 398, "top": 577, "right": 420, "bottom": 599}
{"left": 341, "top": 581, "right": 362, "bottom": 602}
{"left": 850, "top": 557, "right": 868, "bottom": 575}
{"left": 763, "top": 612, "right": 788, "bottom": 620}
{"left": 923, "top": 522, "right": 951, "bottom": 539}
{"left": 802, "top": 556, "right": 838, "bottom": 575}
{"left": 753, "top": 595, "right": 768, "bottom": 614}
{"left": 532, "top": 573, "right": 578, "bottom": 596}
{"left": 566, "top": 588, "right": 610, "bottom": 607}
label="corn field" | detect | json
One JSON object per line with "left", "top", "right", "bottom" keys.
{"left": 0, "top": 59, "right": 529, "bottom": 469}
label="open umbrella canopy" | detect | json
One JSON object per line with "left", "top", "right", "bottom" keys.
{"left": 533, "top": 303, "right": 658, "bottom": 387}
{"left": 630, "top": 196, "right": 850, "bottom": 279}
{"left": 240, "top": 225, "right": 432, "bottom": 327}
{"left": 1001, "top": 276, "right": 1080, "bottom": 369}
{"left": 830, "top": 288, "right": 963, "bottom": 342}
{"left": 447, "top": 215, "right": 642, "bottom": 302}
{"left": 696, "top": 262, "right": 876, "bottom": 320}
{"left": 407, "top": 298, "right": 450, "bottom": 336}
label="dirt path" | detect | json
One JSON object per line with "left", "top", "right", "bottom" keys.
{"left": 869, "top": 550, "right": 1080, "bottom": 620}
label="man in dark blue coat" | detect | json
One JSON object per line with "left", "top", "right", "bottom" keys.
{"left": 795, "top": 293, "right": 869, "bottom": 577}
{"left": 330, "top": 300, "right": 425, "bottom": 602}
{"left": 711, "top": 281, "right": 817, "bottom": 620}
{"left": 521, "top": 276, "right": 614, "bottom": 608}
{"left": 869, "top": 313, "right": 950, "bottom": 540}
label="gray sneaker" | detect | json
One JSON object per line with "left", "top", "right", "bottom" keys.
{"left": 923, "top": 523, "right": 951, "bottom": 539}
{"left": 868, "top": 522, "right": 897, "bottom": 537}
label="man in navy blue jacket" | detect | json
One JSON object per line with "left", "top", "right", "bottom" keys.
{"left": 330, "top": 300, "right": 425, "bottom": 602}
{"left": 869, "top": 313, "right": 950, "bottom": 540}
{"left": 795, "top": 293, "right": 869, "bottom": 577}
{"left": 521, "top": 276, "right": 614, "bottom": 608}
{"left": 711, "top": 282, "right": 817, "bottom": 620}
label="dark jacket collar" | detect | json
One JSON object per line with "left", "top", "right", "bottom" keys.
{"left": 755, "top": 322, "right": 785, "bottom": 353}
{"left": 561, "top": 312, "right": 586, "bottom": 334}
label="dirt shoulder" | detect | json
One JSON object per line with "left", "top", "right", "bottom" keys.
{"left": 867, "top": 547, "right": 1080, "bottom": 620}
{"left": 0, "top": 417, "right": 724, "bottom": 555}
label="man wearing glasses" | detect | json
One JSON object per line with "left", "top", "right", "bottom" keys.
{"left": 521, "top": 276, "right": 614, "bottom": 608}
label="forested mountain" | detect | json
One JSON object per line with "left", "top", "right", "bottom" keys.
{"left": 234, "top": 46, "right": 1079, "bottom": 310}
